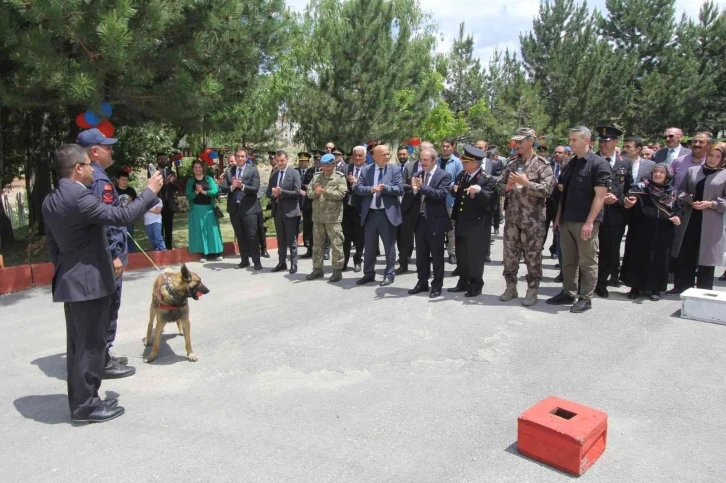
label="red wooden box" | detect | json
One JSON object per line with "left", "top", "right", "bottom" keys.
{"left": 517, "top": 396, "right": 607, "bottom": 476}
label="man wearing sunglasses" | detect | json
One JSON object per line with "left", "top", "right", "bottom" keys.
{"left": 653, "top": 127, "right": 690, "bottom": 165}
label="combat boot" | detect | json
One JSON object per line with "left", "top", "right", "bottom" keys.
{"left": 329, "top": 269, "right": 343, "bottom": 283}
{"left": 499, "top": 283, "right": 518, "bottom": 302}
{"left": 306, "top": 269, "right": 324, "bottom": 281}
{"left": 522, "top": 287, "right": 538, "bottom": 307}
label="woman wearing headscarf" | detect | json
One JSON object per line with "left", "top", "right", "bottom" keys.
{"left": 621, "top": 164, "right": 683, "bottom": 301}
{"left": 186, "top": 159, "right": 224, "bottom": 262}
{"left": 667, "top": 144, "right": 726, "bottom": 294}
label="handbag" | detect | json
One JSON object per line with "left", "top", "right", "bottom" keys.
{"left": 213, "top": 204, "right": 224, "bottom": 219}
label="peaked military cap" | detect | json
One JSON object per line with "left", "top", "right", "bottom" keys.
{"left": 313, "top": 149, "right": 324, "bottom": 159}
{"left": 460, "top": 145, "right": 487, "bottom": 162}
{"left": 298, "top": 152, "right": 311, "bottom": 161}
{"left": 596, "top": 126, "right": 623, "bottom": 141}
{"left": 267, "top": 151, "right": 276, "bottom": 157}
{"left": 331, "top": 147, "right": 344, "bottom": 156}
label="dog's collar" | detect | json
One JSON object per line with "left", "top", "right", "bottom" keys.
{"left": 155, "top": 284, "right": 188, "bottom": 310}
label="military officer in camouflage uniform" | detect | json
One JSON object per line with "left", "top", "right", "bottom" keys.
{"left": 496, "top": 127, "right": 554, "bottom": 306}
{"left": 306, "top": 153, "right": 348, "bottom": 282}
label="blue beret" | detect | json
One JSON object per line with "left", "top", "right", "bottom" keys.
{"left": 320, "top": 153, "right": 335, "bottom": 165}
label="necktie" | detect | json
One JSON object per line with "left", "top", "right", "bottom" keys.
{"left": 606, "top": 157, "right": 613, "bottom": 169}
{"left": 666, "top": 149, "right": 675, "bottom": 164}
{"left": 236, "top": 167, "right": 241, "bottom": 179}
{"left": 420, "top": 172, "right": 431, "bottom": 213}
{"left": 376, "top": 168, "right": 383, "bottom": 208}
{"left": 278, "top": 170, "right": 284, "bottom": 187}
{"left": 554, "top": 164, "right": 559, "bottom": 180}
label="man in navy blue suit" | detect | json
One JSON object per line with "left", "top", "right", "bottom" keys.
{"left": 407, "top": 146, "right": 453, "bottom": 298}
{"left": 353, "top": 144, "right": 403, "bottom": 286}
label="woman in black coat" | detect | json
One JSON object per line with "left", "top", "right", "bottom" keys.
{"left": 620, "top": 163, "right": 683, "bottom": 301}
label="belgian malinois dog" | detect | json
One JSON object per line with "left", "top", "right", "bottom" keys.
{"left": 144, "top": 264, "right": 210, "bottom": 363}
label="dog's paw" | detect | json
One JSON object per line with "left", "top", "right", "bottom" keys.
{"left": 144, "top": 353, "right": 158, "bottom": 363}
{"left": 142, "top": 337, "right": 152, "bottom": 347}
{"left": 187, "top": 353, "right": 198, "bottom": 362}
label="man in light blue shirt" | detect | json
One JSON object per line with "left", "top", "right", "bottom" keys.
{"left": 437, "top": 138, "right": 463, "bottom": 264}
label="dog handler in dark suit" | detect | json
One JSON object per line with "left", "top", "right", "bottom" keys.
{"left": 448, "top": 146, "right": 498, "bottom": 297}
{"left": 220, "top": 147, "right": 263, "bottom": 270}
{"left": 353, "top": 144, "right": 404, "bottom": 286}
{"left": 267, "top": 150, "right": 302, "bottom": 274}
{"left": 407, "top": 146, "right": 452, "bottom": 298}
{"left": 77, "top": 128, "right": 136, "bottom": 380}
{"left": 43, "top": 144, "right": 163, "bottom": 424}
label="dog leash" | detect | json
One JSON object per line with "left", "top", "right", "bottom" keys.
{"left": 126, "top": 233, "right": 185, "bottom": 303}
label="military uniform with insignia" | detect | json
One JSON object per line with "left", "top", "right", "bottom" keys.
{"left": 307, "top": 154, "right": 348, "bottom": 282}
{"left": 594, "top": 126, "right": 632, "bottom": 297}
{"left": 496, "top": 128, "right": 554, "bottom": 306}
{"left": 449, "top": 146, "right": 498, "bottom": 297}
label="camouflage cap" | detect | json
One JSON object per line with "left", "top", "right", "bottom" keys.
{"left": 511, "top": 127, "right": 537, "bottom": 141}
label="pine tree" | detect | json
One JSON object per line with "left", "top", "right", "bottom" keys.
{"left": 286, "top": 0, "right": 440, "bottom": 148}
{"left": 442, "top": 23, "right": 486, "bottom": 117}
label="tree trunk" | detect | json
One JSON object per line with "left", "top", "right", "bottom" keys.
{"left": 24, "top": 109, "right": 54, "bottom": 236}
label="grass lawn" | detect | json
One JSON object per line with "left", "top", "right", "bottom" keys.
{"left": 1, "top": 196, "right": 278, "bottom": 268}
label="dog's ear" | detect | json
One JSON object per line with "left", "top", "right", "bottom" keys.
{"left": 181, "top": 263, "right": 192, "bottom": 282}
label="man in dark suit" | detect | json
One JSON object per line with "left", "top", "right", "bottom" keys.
{"left": 332, "top": 146, "right": 348, "bottom": 174}
{"left": 652, "top": 127, "right": 691, "bottom": 165}
{"left": 448, "top": 146, "right": 498, "bottom": 297}
{"left": 396, "top": 145, "right": 417, "bottom": 274}
{"left": 353, "top": 144, "right": 404, "bottom": 286}
{"left": 544, "top": 145, "right": 568, "bottom": 258}
{"left": 476, "top": 140, "right": 503, "bottom": 263}
{"left": 219, "top": 147, "right": 263, "bottom": 270}
{"left": 595, "top": 126, "right": 632, "bottom": 297}
{"left": 622, "top": 136, "right": 655, "bottom": 184}
{"left": 43, "top": 144, "right": 163, "bottom": 424}
{"left": 267, "top": 151, "right": 302, "bottom": 274}
{"left": 407, "top": 146, "right": 452, "bottom": 298}
{"left": 343, "top": 146, "right": 367, "bottom": 272}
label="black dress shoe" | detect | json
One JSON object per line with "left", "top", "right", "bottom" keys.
{"left": 354, "top": 263, "right": 362, "bottom": 273}
{"left": 300, "top": 250, "right": 313, "bottom": 259}
{"left": 356, "top": 276, "right": 375, "bottom": 285}
{"left": 408, "top": 284, "right": 429, "bottom": 295}
{"left": 324, "top": 251, "right": 330, "bottom": 261}
{"left": 289, "top": 264, "right": 297, "bottom": 274}
{"left": 451, "top": 268, "right": 460, "bottom": 277}
{"left": 447, "top": 285, "right": 468, "bottom": 293}
{"left": 260, "top": 250, "right": 270, "bottom": 258}
{"left": 484, "top": 255, "right": 492, "bottom": 263}
{"left": 464, "top": 289, "right": 482, "bottom": 297}
{"left": 109, "top": 353, "right": 128, "bottom": 366}
{"left": 546, "top": 290, "right": 575, "bottom": 305}
{"left": 395, "top": 266, "right": 409, "bottom": 275}
{"left": 627, "top": 288, "right": 639, "bottom": 299}
{"left": 429, "top": 288, "right": 441, "bottom": 298}
{"left": 570, "top": 298, "right": 592, "bottom": 313}
{"left": 720, "top": 271, "right": 726, "bottom": 281}
{"left": 104, "top": 398, "right": 119, "bottom": 409}
{"left": 271, "top": 263, "right": 287, "bottom": 273}
{"left": 254, "top": 264, "right": 263, "bottom": 271}
{"left": 71, "top": 405, "right": 125, "bottom": 425}
{"left": 494, "top": 228, "right": 500, "bottom": 236}
{"left": 237, "top": 261, "right": 250, "bottom": 269}
{"left": 379, "top": 276, "right": 395, "bottom": 287}
{"left": 594, "top": 286, "right": 609, "bottom": 298}
{"left": 448, "top": 254, "right": 457, "bottom": 264}
{"left": 607, "top": 277, "right": 622, "bottom": 287}
{"left": 665, "top": 288, "right": 683, "bottom": 296}
{"left": 649, "top": 292, "right": 661, "bottom": 301}
{"left": 550, "top": 253, "right": 557, "bottom": 260}
{"left": 554, "top": 272, "right": 564, "bottom": 283}
{"left": 103, "top": 360, "right": 136, "bottom": 379}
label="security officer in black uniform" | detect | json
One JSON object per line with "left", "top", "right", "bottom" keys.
{"left": 595, "top": 126, "right": 632, "bottom": 298}
{"left": 78, "top": 128, "right": 136, "bottom": 380}
{"left": 447, "top": 146, "right": 498, "bottom": 297}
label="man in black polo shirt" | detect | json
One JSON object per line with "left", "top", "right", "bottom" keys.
{"left": 547, "top": 126, "right": 610, "bottom": 313}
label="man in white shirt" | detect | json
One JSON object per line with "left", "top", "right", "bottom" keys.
{"left": 622, "top": 136, "right": 655, "bottom": 185}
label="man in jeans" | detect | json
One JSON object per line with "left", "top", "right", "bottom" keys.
{"left": 547, "top": 126, "right": 610, "bottom": 313}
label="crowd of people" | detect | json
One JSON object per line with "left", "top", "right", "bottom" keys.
{"left": 41, "top": 123, "right": 725, "bottom": 425}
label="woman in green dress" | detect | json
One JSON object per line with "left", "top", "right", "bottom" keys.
{"left": 186, "top": 159, "right": 224, "bottom": 262}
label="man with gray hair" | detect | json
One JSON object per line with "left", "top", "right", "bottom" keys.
{"left": 653, "top": 127, "right": 690, "bottom": 165}
{"left": 343, "top": 146, "right": 368, "bottom": 272}
{"left": 547, "top": 126, "right": 611, "bottom": 313}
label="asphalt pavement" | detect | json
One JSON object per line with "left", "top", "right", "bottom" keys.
{"left": 2, "top": 234, "right": 725, "bottom": 483}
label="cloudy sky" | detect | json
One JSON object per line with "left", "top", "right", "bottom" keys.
{"left": 286, "top": 0, "right": 725, "bottom": 64}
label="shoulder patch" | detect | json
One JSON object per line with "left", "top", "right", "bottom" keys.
{"left": 104, "top": 183, "right": 113, "bottom": 191}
